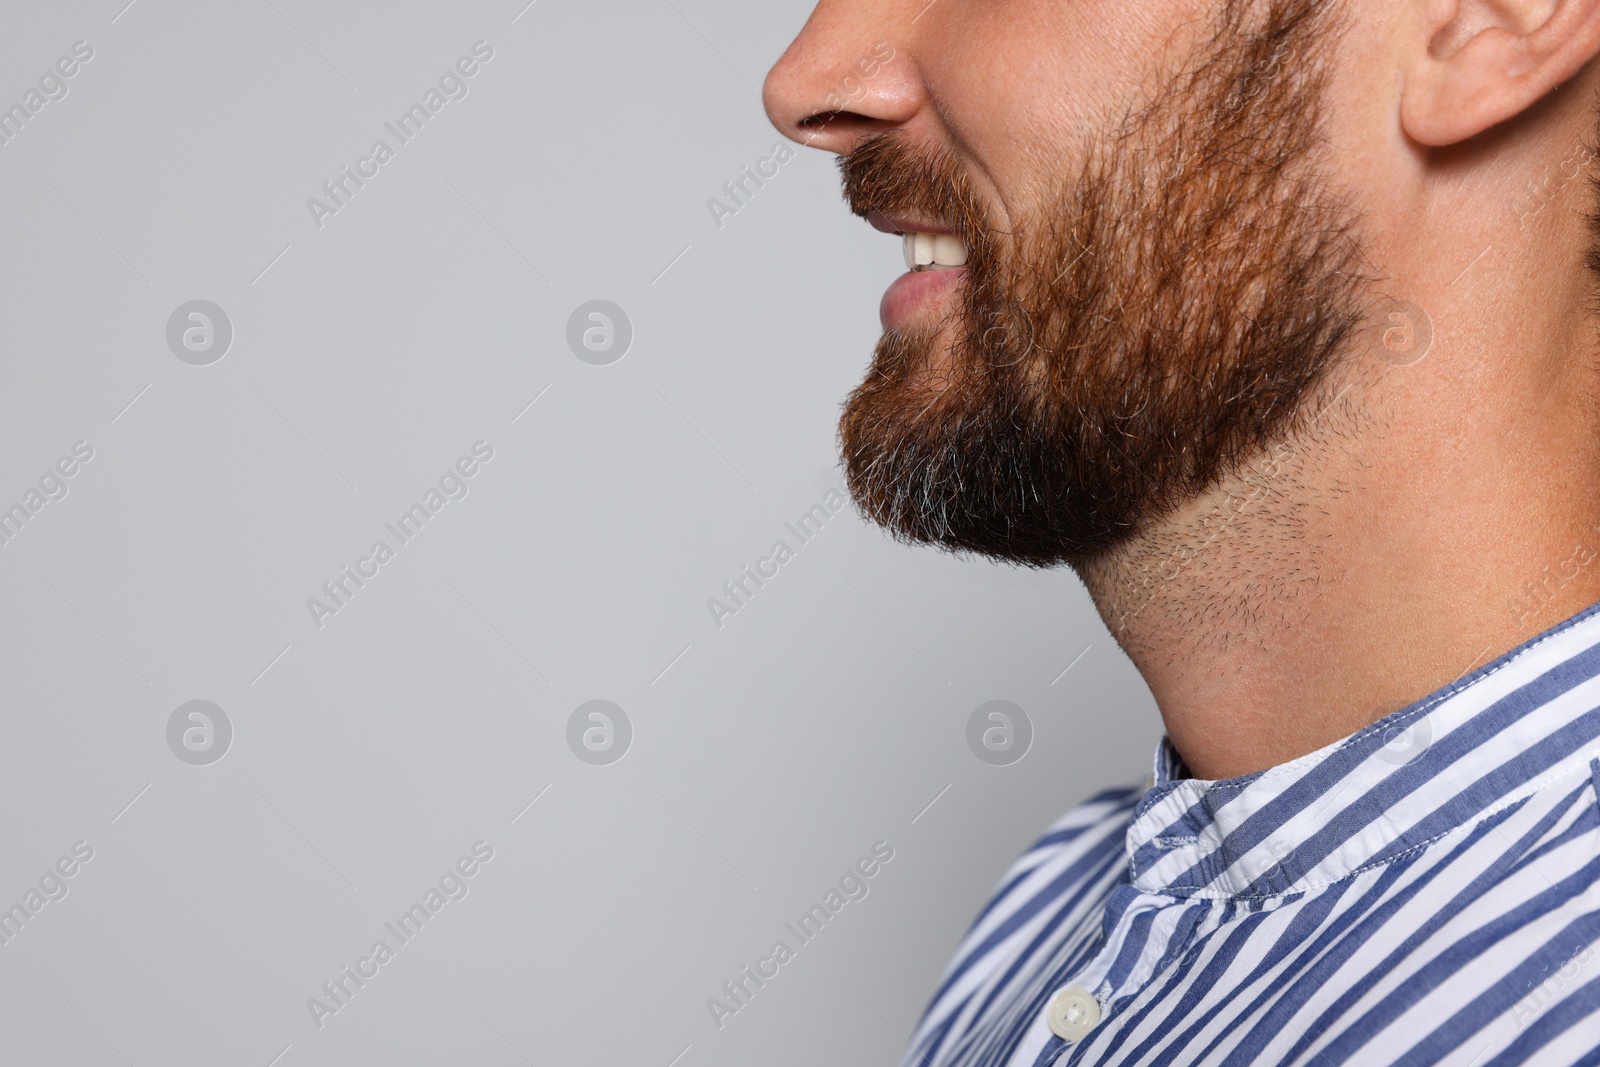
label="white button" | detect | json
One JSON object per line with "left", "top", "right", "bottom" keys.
{"left": 1046, "top": 986, "right": 1101, "bottom": 1040}
{"left": 1143, "top": 772, "right": 1156, "bottom": 791}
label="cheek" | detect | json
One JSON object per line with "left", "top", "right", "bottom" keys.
{"left": 916, "top": 0, "right": 1211, "bottom": 205}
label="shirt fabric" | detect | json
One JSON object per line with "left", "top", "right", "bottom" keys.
{"left": 903, "top": 602, "right": 1600, "bottom": 1067}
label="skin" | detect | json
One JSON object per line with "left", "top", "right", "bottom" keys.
{"left": 765, "top": 0, "right": 1600, "bottom": 780}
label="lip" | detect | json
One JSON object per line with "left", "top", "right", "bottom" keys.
{"left": 865, "top": 211, "right": 969, "bottom": 330}
{"left": 880, "top": 266, "right": 966, "bottom": 331}
{"left": 866, "top": 210, "right": 960, "bottom": 237}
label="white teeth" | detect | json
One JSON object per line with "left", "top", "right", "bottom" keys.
{"left": 901, "top": 231, "right": 967, "bottom": 271}
{"left": 932, "top": 233, "right": 967, "bottom": 266}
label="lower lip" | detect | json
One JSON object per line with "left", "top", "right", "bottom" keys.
{"left": 880, "top": 267, "right": 966, "bottom": 331}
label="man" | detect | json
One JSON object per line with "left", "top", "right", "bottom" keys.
{"left": 763, "top": 0, "right": 1600, "bottom": 1063}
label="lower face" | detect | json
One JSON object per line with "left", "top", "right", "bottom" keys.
{"left": 836, "top": 0, "right": 1371, "bottom": 569}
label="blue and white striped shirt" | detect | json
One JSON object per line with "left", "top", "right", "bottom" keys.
{"left": 905, "top": 603, "right": 1600, "bottom": 1066}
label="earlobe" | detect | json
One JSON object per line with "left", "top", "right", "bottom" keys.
{"left": 1400, "top": 0, "right": 1600, "bottom": 146}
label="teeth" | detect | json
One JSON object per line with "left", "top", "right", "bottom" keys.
{"left": 932, "top": 234, "right": 967, "bottom": 266}
{"left": 901, "top": 231, "right": 967, "bottom": 271}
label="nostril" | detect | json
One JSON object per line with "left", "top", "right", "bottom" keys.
{"left": 800, "top": 109, "right": 885, "bottom": 129}
{"left": 799, "top": 110, "right": 850, "bottom": 130}
{"left": 795, "top": 109, "right": 896, "bottom": 147}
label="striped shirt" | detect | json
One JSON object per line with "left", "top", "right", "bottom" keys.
{"left": 904, "top": 602, "right": 1600, "bottom": 1067}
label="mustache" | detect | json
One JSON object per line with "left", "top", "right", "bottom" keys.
{"left": 838, "top": 134, "right": 987, "bottom": 248}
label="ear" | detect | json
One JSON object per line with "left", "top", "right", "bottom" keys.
{"left": 1401, "top": 0, "right": 1600, "bottom": 145}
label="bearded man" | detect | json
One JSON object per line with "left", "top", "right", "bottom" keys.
{"left": 763, "top": 0, "right": 1600, "bottom": 1063}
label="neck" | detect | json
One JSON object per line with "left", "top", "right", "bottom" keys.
{"left": 1080, "top": 253, "right": 1600, "bottom": 782}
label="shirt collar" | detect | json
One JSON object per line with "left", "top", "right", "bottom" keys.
{"left": 1127, "top": 600, "right": 1600, "bottom": 899}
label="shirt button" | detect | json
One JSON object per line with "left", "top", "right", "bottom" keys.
{"left": 1046, "top": 986, "right": 1101, "bottom": 1040}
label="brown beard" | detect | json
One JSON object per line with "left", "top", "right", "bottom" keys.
{"left": 836, "top": 0, "right": 1369, "bottom": 570}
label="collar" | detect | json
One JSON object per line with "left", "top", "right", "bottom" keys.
{"left": 1126, "top": 600, "right": 1600, "bottom": 899}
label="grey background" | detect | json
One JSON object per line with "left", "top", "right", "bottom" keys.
{"left": 0, "top": 1, "right": 1161, "bottom": 1064}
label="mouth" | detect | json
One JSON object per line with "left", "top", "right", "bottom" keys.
{"left": 900, "top": 231, "right": 968, "bottom": 272}
{"left": 868, "top": 212, "right": 969, "bottom": 331}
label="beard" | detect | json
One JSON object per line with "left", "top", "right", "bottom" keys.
{"left": 836, "top": 0, "right": 1369, "bottom": 570}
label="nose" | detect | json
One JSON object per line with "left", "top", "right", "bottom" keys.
{"left": 763, "top": 0, "right": 927, "bottom": 156}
